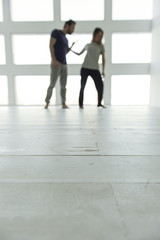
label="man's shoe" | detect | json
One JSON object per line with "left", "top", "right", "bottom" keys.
{"left": 62, "top": 104, "right": 69, "bottom": 109}
{"left": 44, "top": 102, "right": 49, "bottom": 109}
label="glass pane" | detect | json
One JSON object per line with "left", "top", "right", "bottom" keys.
{"left": 0, "top": 0, "right": 3, "bottom": 21}
{"left": 0, "top": 76, "right": 8, "bottom": 105}
{"left": 67, "top": 34, "right": 92, "bottom": 64}
{"left": 112, "top": 34, "right": 152, "bottom": 63}
{"left": 111, "top": 75, "right": 150, "bottom": 105}
{"left": 67, "top": 34, "right": 104, "bottom": 64}
{"left": 112, "top": 0, "right": 153, "bottom": 20}
{"left": 66, "top": 76, "right": 97, "bottom": 105}
{"left": 0, "top": 35, "right": 6, "bottom": 64}
{"left": 12, "top": 35, "right": 50, "bottom": 65}
{"left": 10, "top": 0, "right": 54, "bottom": 21}
{"left": 15, "top": 76, "right": 56, "bottom": 105}
{"left": 61, "top": 0, "right": 104, "bottom": 21}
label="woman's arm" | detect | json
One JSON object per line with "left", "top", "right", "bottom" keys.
{"left": 102, "top": 52, "right": 105, "bottom": 77}
{"left": 71, "top": 47, "right": 86, "bottom": 56}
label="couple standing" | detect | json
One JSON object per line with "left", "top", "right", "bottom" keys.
{"left": 45, "top": 19, "right": 106, "bottom": 109}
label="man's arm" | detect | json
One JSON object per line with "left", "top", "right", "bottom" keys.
{"left": 50, "top": 37, "right": 59, "bottom": 68}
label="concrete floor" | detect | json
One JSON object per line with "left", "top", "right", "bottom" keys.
{"left": 0, "top": 106, "right": 160, "bottom": 240}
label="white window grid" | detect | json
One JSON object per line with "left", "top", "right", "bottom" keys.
{"left": 0, "top": 0, "right": 152, "bottom": 105}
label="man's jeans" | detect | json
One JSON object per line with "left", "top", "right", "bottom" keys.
{"left": 45, "top": 62, "right": 67, "bottom": 105}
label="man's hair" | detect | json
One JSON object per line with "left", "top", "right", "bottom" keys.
{"left": 64, "top": 19, "right": 76, "bottom": 27}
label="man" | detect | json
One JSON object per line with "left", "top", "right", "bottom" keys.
{"left": 45, "top": 19, "right": 76, "bottom": 109}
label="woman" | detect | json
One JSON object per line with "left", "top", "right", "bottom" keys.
{"left": 72, "top": 28, "right": 106, "bottom": 108}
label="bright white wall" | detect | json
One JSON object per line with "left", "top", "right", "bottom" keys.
{"left": 150, "top": 0, "right": 160, "bottom": 106}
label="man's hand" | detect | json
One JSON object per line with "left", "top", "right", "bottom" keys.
{"left": 53, "top": 60, "right": 60, "bottom": 68}
{"left": 102, "top": 72, "right": 105, "bottom": 78}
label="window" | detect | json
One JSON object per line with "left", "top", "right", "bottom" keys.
{"left": 15, "top": 76, "right": 56, "bottom": 105}
{"left": 111, "top": 75, "right": 150, "bottom": 105}
{"left": 66, "top": 76, "right": 97, "bottom": 105}
{"left": 112, "top": 34, "right": 152, "bottom": 63}
{"left": 0, "top": 0, "right": 3, "bottom": 21}
{"left": 0, "top": 35, "right": 6, "bottom": 64}
{"left": 66, "top": 34, "right": 104, "bottom": 64}
{"left": 66, "top": 34, "right": 92, "bottom": 64}
{"left": 61, "top": 0, "right": 104, "bottom": 21}
{"left": 10, "top": 0, "right": 54, "bottom": 21}
{"left": 12, "top": 35, "right": 50, "bottom": 65}
{"left": 112, "top": 0, "right": 153, "bottom": 20}
{"left": 0, "top": 0, "right": 152, "bottom": 106}
{"left": 0, "top": 76, "right": 8, "bottom": 105}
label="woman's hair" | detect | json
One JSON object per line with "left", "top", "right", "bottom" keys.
{"left": 92, "top": 28, "right": 104, "bottom": 45}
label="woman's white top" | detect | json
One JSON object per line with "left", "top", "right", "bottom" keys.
{"left": 82, "top": 42, "right": 105, "bottom": 70}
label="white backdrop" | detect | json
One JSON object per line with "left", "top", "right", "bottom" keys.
{"left": 0, "top": 0, "right": 152, "bottom": 105}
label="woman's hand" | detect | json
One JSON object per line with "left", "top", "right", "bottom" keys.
{"left": 71, "top": 42, "right": 75, "bottom": 48}
{"left": 71, "top": 40, "right": 78, "bottom": 48}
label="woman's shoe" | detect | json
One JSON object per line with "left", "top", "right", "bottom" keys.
{"left": 79, "top": 106, "right": 84, "bottom": 109}
{"left": 97, "top": 104, "right": 106, "bottom": 108}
